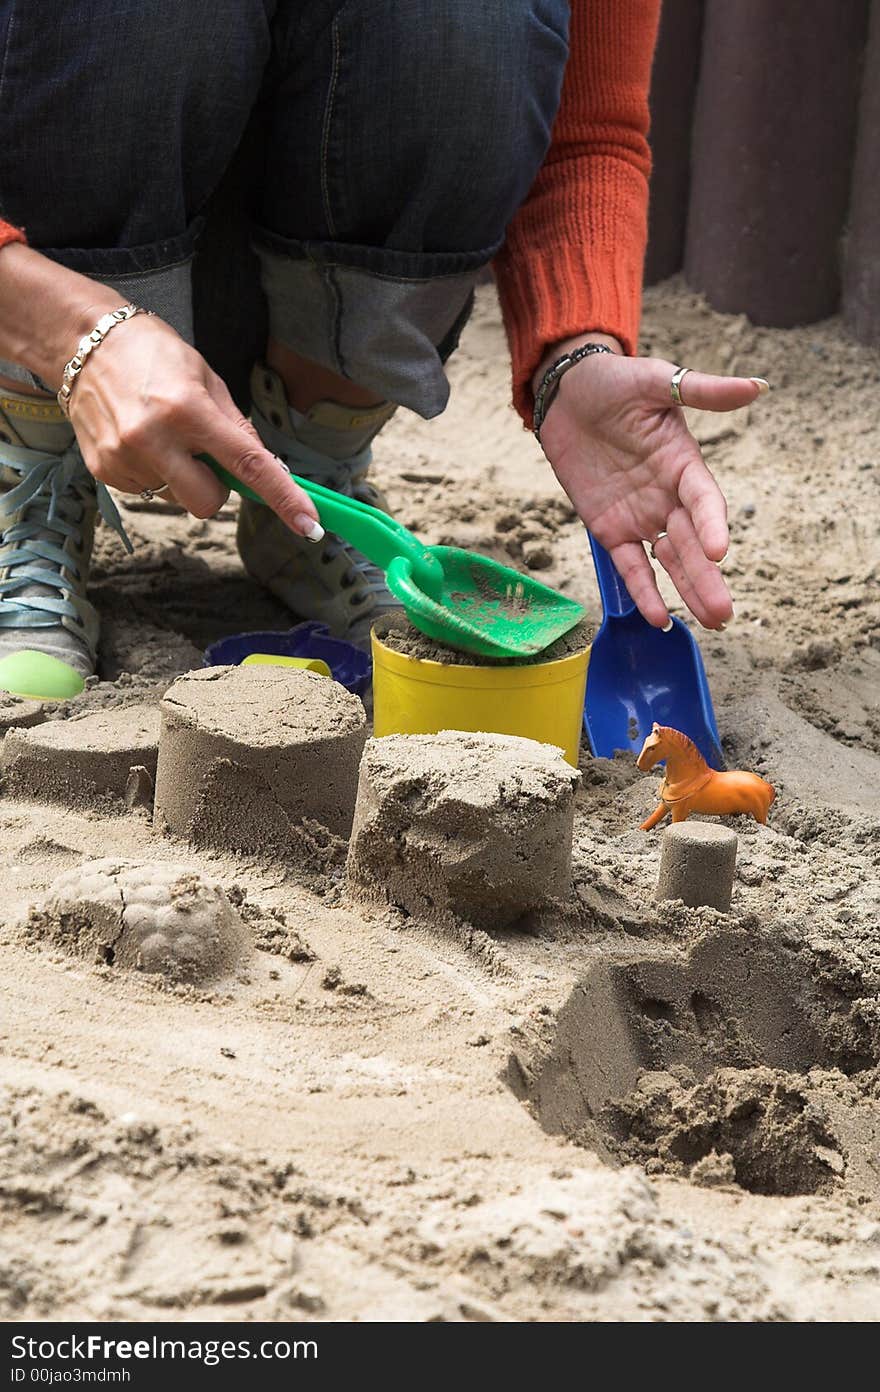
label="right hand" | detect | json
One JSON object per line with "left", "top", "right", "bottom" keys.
{"left": 67, "top": 309, "right": 322, "bottom": 536}
{"left": 533, "top": 340, "right": 763, "bottom": 629}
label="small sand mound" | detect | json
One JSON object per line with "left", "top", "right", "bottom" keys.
{"left": 347, "top": 731, "right": 580, "bottom": 927}
{"left": 418, "top": 1168, "right": 674, "bottom": 1294}
{"left": 155, "top": 666, "right": 366, "bottom": 852}
{"left": 602, "top": 1067, "right": 845, "bottom": 1196}
{"left": 25, "top": 859, "right": 248, "bottom": 983}
{"left": 3, "top": 705, "right": 159, "bottom": 809}
{"left": 0, "top": 695, "right": 44, "bottom": 734}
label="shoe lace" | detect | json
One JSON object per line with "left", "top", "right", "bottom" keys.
{"left": 0, "top": 441, "right": 132, "bottom": 630}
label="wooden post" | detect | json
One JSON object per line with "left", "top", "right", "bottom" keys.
{"left": 685, "top": 0, "right": 869, "bottom": 325}
{"left": 644, "top": 0, "right": 705, "bottom": 286}
{"left": 844, "top": 0, "right": 880, "bottom": 343}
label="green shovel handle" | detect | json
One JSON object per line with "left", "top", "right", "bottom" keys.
{"left": 197, "top": 453, "right": 444, "bottom": 596}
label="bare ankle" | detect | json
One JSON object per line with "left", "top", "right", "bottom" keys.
{"left": 266, "top": 339, "right": 384, "bottom": 413}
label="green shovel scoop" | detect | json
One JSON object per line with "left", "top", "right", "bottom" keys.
{"left": 201, "top": 455, "right": 584, "bottom": 659}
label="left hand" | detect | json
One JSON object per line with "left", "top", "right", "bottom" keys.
{"left": 534, "top": 335, "right": 767, "bottom": 630}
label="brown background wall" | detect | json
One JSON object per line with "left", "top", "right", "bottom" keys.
{"left": 647, "top": 0, "right": 880, "bottom": 343}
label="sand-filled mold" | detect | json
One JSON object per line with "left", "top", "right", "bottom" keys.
{"left": 509, "top": 928, "right": 880, "bottom": 1197}
{"left": 374, "top": 613, "right": 593, "bottom": 667}
{"left": 2, "top": 704, "right": 159, "bottom": 808}
{"left": 347, "top": 731, "right": 580, "bottom": 927}
{"left": 154, "top": 665, "right": 366, "bottom": 853}
{"left": 23, "top": 859, "right": 248, "bottom": 982}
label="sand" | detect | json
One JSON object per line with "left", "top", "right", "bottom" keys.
{"left": 154, "top": 665, "right": 367, "bottom": 849}
{"left": 1, "top": 281, "right": 879, "bottom": 1321}
{"left": 347, "top": 731, "right": 579, "bottom": 926}
{"left": 375, "top": 612, "right": 593, "bottom": 666}
{"left": 25, "top": 859, "right": 249, "bottom": 983}
{"left": 3, "top": 704, "right": 159, "bottom": 809}
{"left": 655, "top": 822, "right": 739, "bottom": 912}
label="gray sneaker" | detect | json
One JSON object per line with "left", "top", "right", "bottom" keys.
{"left": 238, "top": 364, "right": 402, "bottom": 651}
{"left": 0, "top": 389, "right": 130, "bottom": 698}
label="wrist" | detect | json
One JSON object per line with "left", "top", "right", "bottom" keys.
{"left": 49, "top": 290, "right": 131, "bottom": 391}
{"left": 0, "top": 244, "right": 125, "bottom": 389}
{"left": 532, "top": 331, "right": 623, "bottom": 398}
{"left": 57, "top": 304, "right": 152, "bottom": 416}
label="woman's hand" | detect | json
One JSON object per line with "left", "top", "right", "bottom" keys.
{"left": 68, "top": 311, "right": 322, "bottom": 536}
{"left": 535, "top": 335, "right": 767, "bottom": 629}
{"left": 0, "top": 247, "right": 319, "bottom": 532}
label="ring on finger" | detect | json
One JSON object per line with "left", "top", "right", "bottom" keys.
{"left": 649, "top": 530, "right": 669, "bottom": 561}
{"left": 670, "top": 366, "right": 691, "bottom": 406}
{"left": 140, "top": 484, "right": 172, "bottom": 501}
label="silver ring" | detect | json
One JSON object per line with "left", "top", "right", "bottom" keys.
{"left": 139, "top": 485, "right": 171, "bottom": 501}
{"left": 649, "top": 530, "right": 668, "bottom": 560}
{"left": 670, "top": 366, "right": 691, "bottom": 406}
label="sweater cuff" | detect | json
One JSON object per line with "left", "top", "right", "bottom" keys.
{"left": 0, "top": 220, "right": 26, "bottom": 251}
{"left": 494, "top": 157, "right": 648, "bottom": 426}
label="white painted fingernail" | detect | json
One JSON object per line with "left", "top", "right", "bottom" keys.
{"left": 294, "top": 514, "right": 324, "bottom": 542}
{"left": 749, "top": 377, "right": 770, "bottom": 395}
{"left": 662, "top": 618, "right": 674, "bottom": 633}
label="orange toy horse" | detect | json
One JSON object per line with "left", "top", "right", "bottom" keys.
{"left": 636, "top": 723, "right": 775, "bottom": 831}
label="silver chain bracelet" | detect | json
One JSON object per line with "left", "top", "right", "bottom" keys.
{"left": 57, "top": 303, "right": 153, "bottom": 416}
{"left": 533, "top": 342, "right": 615, "bottom": 440}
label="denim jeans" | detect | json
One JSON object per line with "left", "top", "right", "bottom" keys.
{"left": 0, "top": 0, "right": 569, "bottom": 415}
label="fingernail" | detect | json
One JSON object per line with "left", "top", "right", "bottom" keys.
{"left": 662, "top": 618, "right": 673, "bottom": 633}
{"left": 294, "top": 514, "right": 324, "bottom": 542}
{"left": 749, "top": 377, "right": 770, "bottom": 395}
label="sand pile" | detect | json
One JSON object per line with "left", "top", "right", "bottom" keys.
{"left": 154, "top": 665, "right": 366, "bottom": 853}
{"left": 347, "top": 731, "right": 580, "bottom": 927}
{"left": 3, "top": 704, "right": 159, "bottom": 808}
{"left": 601, "top": 1066, "right": 845, "bottom": 1196}
{"left": 24, "top": 859, "right": 248, "bottom": 982}
{"left": 0, "top": 694, "right": 45, "bottom": 734}
{"left": 375, "top": 613, "right": 592, "bottom": 666}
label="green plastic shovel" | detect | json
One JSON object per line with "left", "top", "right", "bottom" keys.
{"left": 201, "top": 455, "right": 584, "bottom": 659}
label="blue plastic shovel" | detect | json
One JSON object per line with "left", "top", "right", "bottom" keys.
{"left": 583, "top": 534, "right": 725, "bottom": 770}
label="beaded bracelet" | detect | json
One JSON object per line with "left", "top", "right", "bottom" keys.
{"left": 57, "top": 303, "right": 153, "bottom": 416}
{"left": 532, "top": 342, "right": 615, "bottom": 440}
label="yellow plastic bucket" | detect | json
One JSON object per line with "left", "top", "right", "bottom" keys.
{"left": 371, "top": 629, "right": 589, "bottom": 766}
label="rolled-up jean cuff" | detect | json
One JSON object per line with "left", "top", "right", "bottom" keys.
{"left": 253, "top": 232, "right": 499, "bottom": 418}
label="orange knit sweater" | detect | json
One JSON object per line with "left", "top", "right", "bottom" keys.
{"left": 0, "top": 0, "right": 659, "bottom": 422}
{"left": 0, "top": 222, "right": 25, "bottom": 252}
{"left": 495, "top": 0, "right": 660, "bottom": 421}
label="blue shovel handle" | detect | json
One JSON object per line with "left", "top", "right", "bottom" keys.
{"left": 587, "top": 533, "right": 635, "bottom": 618}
